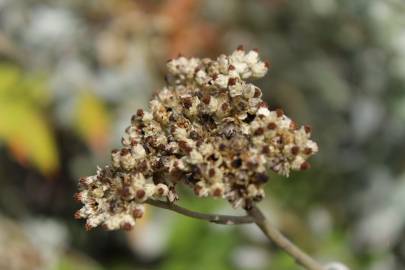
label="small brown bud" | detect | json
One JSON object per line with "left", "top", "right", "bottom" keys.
{"left": 228, "top": 77, "right": 236, "bottom": 86}
{"left": 300, "top": 161, "right": 311, "bottom": 170}
{"left": 208, "top": 168, "right": 216, "bottom": 177}
{"left": 74, "top": 210, "right": 82, "bottom": 219}
{"left": 304, "top": 125, "right": 312, "bottom": 134}
{"left": 303, "top": 147, "right": 313, "bottom": 155}
{"left": 255, "top": 173, "right": 268, "bottom": 183}
{"left": 130, "top": 139, "right": 138, "bottom": 146}
{"left": 264, "top": 61, "right": 270, "bottom": 68}
{"left": 267, "top": 122, "right": 277, "bottom": 130}
{"left": 120, "top": 148, "right": 130, "bottom": 156}
{"left": 228, "top": 64, "right": 235, "bottom": 70}
{"left": 157, "top": 187, "right": 165, "bottom": 196}
{"left": 136, "top": 109, "right": 144, "bottom": 118}
{"left": 121, "top": 223, "right": 133, "bottom": 231}
{"left": 182, "top": 97, "right": 193, "bottom": 109}
{"left": 254, "top": 128, "right": 264, "bottom": 136}
{"left": 133, "top": 208, "right": 144, "bottom": 219}
{"left": 237, "top": 45, "right": 244, "bottom": 51}
{"left": 221, "top": 102, "right": 229, "bottom": 111}
{"left": 85, "top": 223, "right": 93, "bottom": 231}
{"left": 120, "top": 187, "right": 131, "bottom": 198}
{"left": 246, "top": 161, "right": 258, "bottom": 170}
{"left": 79, "top": 177, "right": 88, "bottom": 188}
{"left": 73, "top": 192, "right": 82, "bottom": 202}
{"left": 136, "top": 189, "right": 146, "bottom": 199}
{"left": 261, "top": 145, "right": 270, "bottom": 154}
{"left": 194, "top": 184, "right": 203, "bottom": 195}
{"left": 291, "top": 146, "right": 300, "bottom": 155}
{"left": 258, "top": 101, "right": 268, "bottom": 108}
{"left": 213, "top": 188, "right": 223, "bottom": 197}
{"left": 231, "top": 158, "right": 242, "bottom": 168}
{"left": 276, "top": 108, "right": 284, "bottom": 117}
{"left": 254, "top": 88, "right": 262, "bottom": 98}
{"left": 137, "top": 160, "right": 148, "bottom": 172}
{"left": 201, "top": 95, "right": 211, "bottom": 105}
{"left": 178, "top": 140, "right": 192, "bottom": 153}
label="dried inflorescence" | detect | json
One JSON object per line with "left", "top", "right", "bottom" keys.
{"left": 75, "top": 46, "right": 318, "bottom": 230}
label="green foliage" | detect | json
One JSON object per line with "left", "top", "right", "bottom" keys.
{"left": 270, "top": 252, "right": 299, "bottom": 270}
{"left": 55, "top": 254, "right": 104, "bottom": 270}
{"left": 161, "top": 199, "right": 239, "bottom": 270}
{"left": 0, "top": 64, "right": 59, "bottom": 174}
{"left": 73, "top": 91, "right": 111, "bottom": 152}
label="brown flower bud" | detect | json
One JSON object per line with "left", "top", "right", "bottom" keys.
{"left": 255, "top": 173, "right": 269, "bottom": 183}
{"left": 201, "top": 95, "right": 211, "bottom": 105}
{"left": 254, "top": 88, "right": 262, "bottom": 98}
{"left": 133, "top": 208, "right": 144, "bottom": 219}
{"left": 136, "top": 189, "right": 146, "bottom": 200}
{"left": 73, "top": 192, "right": 82, "bottom": 202}
{"left": 208, "top": 168, "right": 216, "bottom": 177}
{"left": 228, "top": 77, "right": 236, "bottom": 86}
{"left": 300, "top": 161, "right": 311, "bottom": 170}
{"left": 85, "top": 223, "right": 93, "bottom": 231}
{"left": 254, "top": 128, "right": 264, "bottom": 136}
{"left": 291, "top": 146, "right": 300, "bottom": 155}
{"left": 276, "top": 108, "right": 284, "bottom": 117}
{"left": 231, "top": 158, "right": 242, "bottom": 168}
{"left": 267, "top": 122, "right": 277, "bottom": 130}
{"left": 74, "top": 210, "right": 82, "bottom": 219}
{"left": 136, "top": 109, "right": 144, "bottom": 118}
{"left": 212, "top": 187, "right": 223, "bottom": 197}
{"left": 304, "top": 125, "right": 312, "bottom": 134}
{"left": 121, "top": 222, "right": 133, "bottom": 231}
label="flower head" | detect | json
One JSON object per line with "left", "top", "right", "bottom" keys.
{"left": 75, "top": 47, "right": 318, "bottom": 230}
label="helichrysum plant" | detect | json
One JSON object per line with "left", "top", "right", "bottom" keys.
{"left": 75, "top": 47, "right": 344, "bottom": 270}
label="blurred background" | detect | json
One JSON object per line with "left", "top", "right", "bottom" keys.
{"left": 1, "top": 0, "right": 405, "bottom": 269}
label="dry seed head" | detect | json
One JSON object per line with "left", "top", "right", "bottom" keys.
{"left": 75, "top": 47, "right": 318, "bottom": 230}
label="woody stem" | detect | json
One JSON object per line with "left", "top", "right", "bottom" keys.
{"left": 146, "top": 199, "right": 324, "bottom": 270}
{"left": 145, "top": 199, "right": 254, "bottom": 225}
{"left": 246, "top": 204, "right": 325, "bottom": 270}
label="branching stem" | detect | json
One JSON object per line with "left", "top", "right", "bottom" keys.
{"left": 146, "top": 199, "right": 325, "bottom": 270}
{"left": 145, "top": 199, "right": 254, "bottom": 225}
{"left": 247, "top": 204, "right": 324, "bottom": 270}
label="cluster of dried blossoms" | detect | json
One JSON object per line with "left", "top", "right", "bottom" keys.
{"left": 75, "top": 46, "right": 318, "bottom": 230}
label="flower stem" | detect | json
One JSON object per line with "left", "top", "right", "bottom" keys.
{"left": 247, "top": 204, "right": 324, "bottom": 270}
{"left": 146, "top": 199, "right": 324, "bottom": 270}
{"left": 145, "top": 199, "right": 254, "bottom": 225}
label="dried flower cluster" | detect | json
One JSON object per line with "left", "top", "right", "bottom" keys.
{"left": 75, "top": 46, "right": 318, "bottom": 230}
